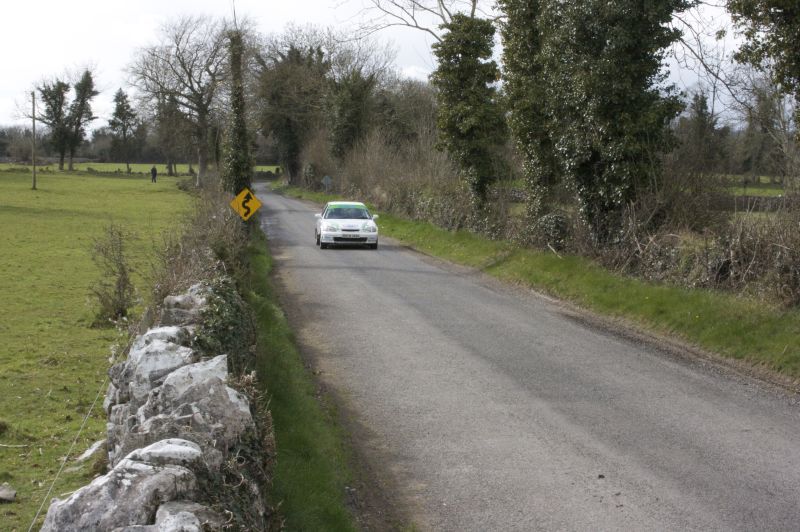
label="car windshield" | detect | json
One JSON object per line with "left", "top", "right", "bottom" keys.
{"left": 325, "top": 206, "right": 371, "bottom": 220}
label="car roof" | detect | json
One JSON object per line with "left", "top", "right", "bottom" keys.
{"left": 326, "top": 201, "right": 367, "bottom": 208}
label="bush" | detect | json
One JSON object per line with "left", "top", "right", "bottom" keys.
{"left": 150, "top": 181, "right": 247, "bottom": 304}
{"left": 90, "top": 223, "right": 137, "bottom": 326}
{"left": 536, "top": 211, "right": 571, "bottom": 251}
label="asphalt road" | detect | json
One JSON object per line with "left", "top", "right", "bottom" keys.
{"left": 256, "top": 185, "right": 800, "bottom": 531}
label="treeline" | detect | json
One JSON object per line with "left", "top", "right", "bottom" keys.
{"left": 3, "top": 3, "right": 798, "bottom": 303}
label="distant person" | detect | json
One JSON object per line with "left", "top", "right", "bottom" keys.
{"left": 150, "top": 165, "right": 157, "bottom": 183}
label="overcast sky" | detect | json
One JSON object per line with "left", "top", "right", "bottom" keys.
{"left": 1, "top": 0, "right": 732, "bottom": 129}
{"left": 0, "top": 0, "right": 439, "bottom": 127}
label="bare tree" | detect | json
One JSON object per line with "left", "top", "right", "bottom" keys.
{"left": 355, "top": 0, "right": 495, "bottom": 42}
{"left": 733, "top": 70, "right": 799, "bottom": 191}
{"left": 129, "top": 15, "right": 228, "bottom": 186}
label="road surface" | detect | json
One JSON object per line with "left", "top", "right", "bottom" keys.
{"left": 256, "top": 185, "right": 800, "bottom": 531}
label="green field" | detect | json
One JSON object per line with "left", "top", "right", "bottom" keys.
{"left": 278, "top": 184, "right": 800, "bottom": 380}
{"left": 0, "top": 171, "right": 191, "bottom": 530}
{"left": 0, "top": 162, "right": 281, "bottom": 176}
{"left": 725, "top": 174, "right": 787, "bottom": 197}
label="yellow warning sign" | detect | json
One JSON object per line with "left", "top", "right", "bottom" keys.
{"left": 230, "top": 187, "right": 262, "bottom": 221}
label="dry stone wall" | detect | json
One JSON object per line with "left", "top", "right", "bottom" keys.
{"left": 41, "top": 282, "right": 266, "bottom": 531}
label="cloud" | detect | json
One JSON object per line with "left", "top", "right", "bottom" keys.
{"left": 401, "top": 65, "right": 431, "bottom": 81}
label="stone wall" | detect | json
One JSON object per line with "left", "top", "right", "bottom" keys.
{"left": 41, "top": 282, "right": 269, "bottom": 531}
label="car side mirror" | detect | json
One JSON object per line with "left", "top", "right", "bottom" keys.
{"left": 372, "top": 214, "right": 379, "bottom": 220}
{"left": 315, "top": 213, "right": 322, "bottom": 219}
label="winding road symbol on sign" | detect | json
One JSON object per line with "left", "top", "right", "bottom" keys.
{"left": 230, "top": 187, "right": 262, "bottom": 221}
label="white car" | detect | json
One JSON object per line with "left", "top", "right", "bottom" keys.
{"left": 315, "top": 201, "right": 379, "bottom": 249}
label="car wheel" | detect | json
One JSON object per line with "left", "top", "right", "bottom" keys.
{"left": 369, "top": 242, "right": 378, "bottom": 250}
{"left": 320, "top": 242, "right": 328, "bottom": 249}
{"left": 315, "top": 232, "right": 320, "bottom": 246}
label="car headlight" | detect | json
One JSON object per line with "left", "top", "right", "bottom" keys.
{"left": 322, "top": 223, "right": 340, "bottom": 232}
{"left": 362, "top": 223, "right": 377, "bottom": 233}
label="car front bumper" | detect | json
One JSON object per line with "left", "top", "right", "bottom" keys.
{"left": 320, "top": 231, "right": 378, "bottom": 245}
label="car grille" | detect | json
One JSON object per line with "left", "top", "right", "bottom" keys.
{"left": 342, "top": 229, "right": 359, "bottom": 232}
{"left": 333, "top": 237, "right": 367, "bottom": 243}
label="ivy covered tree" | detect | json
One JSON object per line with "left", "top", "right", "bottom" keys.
{"left": 532, "top": 0, "right": 687, "bottom": 241}
{"left": 221, "top": 29, "right": 252, "bottom": 195}
{"left": 431, "top": 13, "right": 506, "bottom": 203}
{"left": 498, "top": 0, "right": 555, "bottom": 222}
{"left": 108, "top": 89, "right": 138, "bottom": 173}
{"left": 328, "top": 69, "right": 377, "bottom": 160}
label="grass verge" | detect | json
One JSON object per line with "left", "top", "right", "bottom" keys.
{"left": 244, "top": 229, "right": 357, "bottom": 531}
{"left": 277, "top": 184, "right": 800, "bottom": 380}
{"left": 0, "top": 171, "right": 191, "bottom": 530}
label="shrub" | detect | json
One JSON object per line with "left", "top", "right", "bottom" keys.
{"left": 150, "top": 181, "right": 247, "bottom": 303}
{"left": 90, "top": 223, "right": 137, "bottom": 326}
{"left": 536, "top": 211, "right": 571, "bottom": 251}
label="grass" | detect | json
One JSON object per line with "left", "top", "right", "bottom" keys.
{"left": 244, "top": 230, "right": 357, "bottom": 531}
{"left": 724, "top": 174, "right": 787, "bottom": 197}
{"left": 730, "top": 184, "right": 786, "bottom": 197}
{"left": 277, "top": 184, "right": 800, "bottom": 379}
{"left": 0, "top": 171, "right": 191, "bottom": 530}
{"left": 0, "top": 162, "right": 281, "bottom": 175}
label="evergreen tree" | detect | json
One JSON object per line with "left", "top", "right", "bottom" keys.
{"left": 258, "top": 45, "right": 330, "bottom": 182}
{"left": 108, "top": 89, "right": 138, "bottom": 173}
{"left": 66, "top": 70, "right": 98, "bottom": 170}
{"left": 37, "top": 80, "right": 71, "bottom": 170}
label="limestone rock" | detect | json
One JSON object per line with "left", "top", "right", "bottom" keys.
{"left": 109, "top": 340, "right": 196, "bottom": 409}
{"left": 110, "top": 500, "right": 222, "bottom": 531}
{"left": 130, "top": 326, "right": 192, "bottom": 353}
{"left": 41, "top": 457, "right": 196, "bottom": 532}
{"left": 122, "top": 439, "right": 202, "bottom": 468}
{"left": 103, "top": 382, "right": 119, "bottom": 413}
{"left": 136, "top": 356, "right": 253, "bottom": 449}
{"left": 75, "top": 439, "right": 105, "bottom": 463}
{"left": 161, "top": 285, "right": 207, "bottom": 326}
{"left": 128, "top": 339, "right": 196, "bottom": 407}
{"left": 156, "top": 501, "right": 224, "bottom": 530}
{"left": 0, "top": 482, "right": 16, "bottom": 503}
{"left": 112, "top": 413, "right": 225, "bottom": 469}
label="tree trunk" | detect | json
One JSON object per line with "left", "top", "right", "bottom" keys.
{"left": 196, "top": 146, "right": 206, "bottom": 188}
{"left": 126, "top": 162, "right": 131, "bottom": 174}
{"left": 68, "top": 148, "right": 75, "bottom": 171}
{"left": 58, "top": 150, "right": 65, "bottom": 171}
{"left": 167, "top": 159, "right": 174, "bottom": 177}
{"left": 195, "top": 116, "right": 208, "bottom": 187}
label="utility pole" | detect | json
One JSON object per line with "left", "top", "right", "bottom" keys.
{"left": 31, "top": 91, "right": 37, "bottom": 190}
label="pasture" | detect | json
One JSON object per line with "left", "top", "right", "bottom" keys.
{"left": 0, "top": 162, "right": 281, "bottom": 176}
{"left": 0, "top": 170, "right": 191, "bottom": 529}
